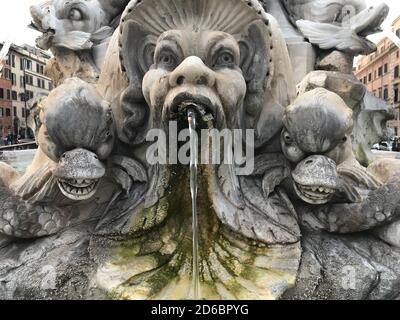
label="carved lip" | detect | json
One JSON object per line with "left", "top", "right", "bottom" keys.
{"left": 293, "top": 182, "right": 336, "bottom": 205}
{"left": 167, "top": 93, "right": 220, "bottom": 123}
{"left": 57, "top": 178, "right": 99, "bottom": 201}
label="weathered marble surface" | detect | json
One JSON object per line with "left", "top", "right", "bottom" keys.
{"left": 0, "top": 0, "right": 399, "bottom": 300}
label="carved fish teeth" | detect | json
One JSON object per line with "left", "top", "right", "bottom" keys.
{"left": 59, "top": 179, "right": 98, "bottom": 199}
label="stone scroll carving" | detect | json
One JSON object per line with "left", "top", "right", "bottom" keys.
{"left": 0, "top": 0, "right": 399, "bottom": 300}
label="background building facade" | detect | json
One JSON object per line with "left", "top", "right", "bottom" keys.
{"left": 355, "top": 17, "right": 400, "bottom": 136}
{"left": 0, "top": 60, "right": 12, "bottom": 140}
{"left": 0, "top": 43, "right": 52, "bottom": 140}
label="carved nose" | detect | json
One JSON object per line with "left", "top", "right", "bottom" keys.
{"left": 169, "top": 56, "right": 215, "bottom": 88}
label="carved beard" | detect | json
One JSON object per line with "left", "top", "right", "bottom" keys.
{"left": 96, "top": 79, "right": 301, "bottom": 299}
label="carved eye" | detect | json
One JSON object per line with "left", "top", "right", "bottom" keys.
{"left": 283, "top": 131, "right": 293, "bottom": 144}
{"left": 69, "top": 8, "right": 82, "bottom": 21}
{"left": 157, "top": 51, "right": 177, "bottom": 70}
{"left": 214, "top": 52, "right": 235, "bottom": 68}
{"left": 99, "top": 128, "right": 112, "bottom": 142}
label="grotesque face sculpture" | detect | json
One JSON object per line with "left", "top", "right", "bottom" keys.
{"left": 95, "top": 0, "right": 301, "bottom": 300}
{"left": 142, "top": 30, "right": 247, "bottom": 131}
{"left": 39, "top": 78, "right": 115, "bottom": 200}
{"left": 111, "top": 0, "right": 295, "bottom": 147}
{"left": 281, "top": 88, "right": 354, "bottom": 204}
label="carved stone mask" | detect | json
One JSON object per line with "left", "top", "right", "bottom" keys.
{"left": 114, "top": 0, "right": 295, "bottom": 146}
{"left": 142, "top": 30, "right": 247, "bottom": 132}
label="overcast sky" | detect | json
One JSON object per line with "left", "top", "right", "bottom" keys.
{"left": 0, "top": 0, "right": 399, "bottom": 47}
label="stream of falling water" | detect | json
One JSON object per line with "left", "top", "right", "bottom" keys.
{"left": 188, "top": 108, "right": 200, "bottom": 300}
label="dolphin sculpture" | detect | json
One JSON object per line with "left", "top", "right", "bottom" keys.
{"left": 281, "top": 0, "right": 389, "bottom": 54}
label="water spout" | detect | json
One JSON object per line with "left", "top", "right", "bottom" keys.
{"left": 188, "top": 108, "right": 200, "bottom": 300}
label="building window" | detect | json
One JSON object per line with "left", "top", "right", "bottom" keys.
{"left": 395, "top": 86, "right": 399, "bottom": 103}
{"left": 0, "top": 108, "right": 3, "bottom": 117}
{"left": 26, "top": 59, "right": 32, "bottom": 70}
{"left": 6, "top": 90, "right": 10, "bottom": 100}
{"left": 7, "top": 55, "right": 15, "bottom": 68}
{"left": 383, "top": 87, "right": 389, "bottom": 101}
{"left": 378, "top": 88, "right": 382, "bottom": 99}
{"left": 13, "top": 107, "right": 17, "bottom": 117}
{"left": 20, "top": 58, "right": 33, "bottom": 70}
{"left": 37, "top": 78, "right": 46, "bottom": 89}
{"left": 12, "top": 91, "right": 17, "bottom": 101}
{"left": 384, "top": 63, "right": 388, "bottom": 74}
{"left": 10, "top": 55, "right": 15, "bottom": 68}
{"left": 363, "top": 76, "right": 367, "bottom": 84}
{"left": 11, "top": 73, "right": 16, "bottom": 86}
{"left": 368, "top": 73, "right": 372, "bottom": 82}
{"left": 25, "top": 90, "right": 34, "bottom": 100}
{"left": 395, "top": 65, "right": 400, "bottom": 79}
{"left": 0, "top": 88, "right": 3, "bottom": 99}
{"left": 378, "top": 67, "right": 383, "bottom": 77}
{"left": 3, "top": 68, "right": 11, "bottom": 80}
{"left": 36, "top": 64, "right": 44, "bottom": 75}
{"left": 5, "top": 108, "right": 10, "bottom": 117}
{"left": 25, "top": 75, "right": 33, "bottom": 86}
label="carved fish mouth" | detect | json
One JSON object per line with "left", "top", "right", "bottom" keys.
{"left": 293, "top": 182, "right": 336, "bottom": 204}
{"left": 356, "top": 4, "right": 389, "bottom": 37}
{"left": 57, "top": 178, "right": 99, "bottom": 201}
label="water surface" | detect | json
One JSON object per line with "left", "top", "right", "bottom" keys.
{"left": 0, "top": 150, "right": 36, "bottom": 173}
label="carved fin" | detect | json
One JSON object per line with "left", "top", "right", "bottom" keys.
{"left": 262, "top": 167, "right": 290, "bottom": 197}
{"left": 296, "top": 20, "right": 373, "bottom": 53}
{"left": 338, "top": 163, "right": 381, "bottom": 190}
{"left": 110, "top": 155, "right": 148, "bottom": 183}
{"left": 52, "top": 31, "right": 93, "bottom": 51}
{"left": 338, "top": 179, "right": 362, "bottom": 203}
{"left": 108, "top": 167, "right": 133, "bottom": 194}
{"left": 218, "top": 165, "right": 245, "bottom": 209}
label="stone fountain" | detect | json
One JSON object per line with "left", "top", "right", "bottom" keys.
{"left": 1, "top": 0, "right": 400, "bottom": 300}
